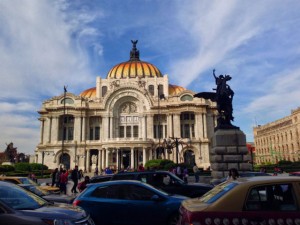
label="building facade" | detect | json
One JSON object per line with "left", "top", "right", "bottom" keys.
{"left": 253, "top": 107, "right": 300, "bottom": 164}
{"left": 36, "top": 41, "right": 217, "bottom": 172}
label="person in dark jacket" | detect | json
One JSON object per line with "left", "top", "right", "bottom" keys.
{"left": 71, "top": 165, "right": 79, "bottom": 193}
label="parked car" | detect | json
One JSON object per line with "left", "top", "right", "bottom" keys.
{"left": 0, "top": 176, "right": 59, "bottom": 193}
{"left": 73, "top": 180, "right": 188, "bottom": 225}
{"left": 0, "top": 181, "right": 94, "bottom": 225}
{"left": 110, "top": 171, "right": 213, "bottom": 198}
{"left": 210, "top": 171, "right": 271, "bottom": 186}
{"left": 18, "top": 184, "right": 75, "bottom": 204}
{"left": 90, "top": 174, "right": 114, "bottom": 183}
{"left": 289, "top": 171, "right": 300, "bottom": 176}
{"left": 178, "top": 176, "right": 300, "bottom": 225}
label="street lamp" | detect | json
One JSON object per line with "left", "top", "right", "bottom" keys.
{"left": 163, "top": 137, "right": 190, "bottom": 164}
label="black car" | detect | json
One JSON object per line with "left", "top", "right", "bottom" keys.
{"left": 90, "top": 174, "right": 114, "bottom": 183}
{"left": 110, "top": 171, "right": 213, "bottom": 198}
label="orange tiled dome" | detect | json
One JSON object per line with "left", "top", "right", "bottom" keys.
{"left": 107, "top": 40, "right": 162, "bottom": 79}
{"left": 80, "top": 87, "right": 96, "bottom": 98}
{"left": 169, "top": 84, "right": 186, "bottom": 95}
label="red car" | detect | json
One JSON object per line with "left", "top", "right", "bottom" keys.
{"left": 289, "top": 171, "right": 300, "bottom": 176}
{"left": 178, "top": 176, "right": 300, "bottom": 225}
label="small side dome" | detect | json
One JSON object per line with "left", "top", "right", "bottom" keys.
{"left": 80, "top": 87, "right": 96, "bottom": 98}
{"left": 169, "top": 84, "right": 186, "bottom": 96}
{"left": 107, "top": 40, "right": 162, "bottom": 79}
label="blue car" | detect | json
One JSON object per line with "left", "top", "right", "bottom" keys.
{"left": 73, "top": 180, "right": 188, "bottom": 225}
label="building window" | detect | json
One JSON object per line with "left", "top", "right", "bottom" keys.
{"left": 158, "top": 84, "right": 163, "bottom": 96}
{"left": 149, "top": 85, "right": 154, "bottom": 96}
{"left": 89, "top": 117, "right": 101, "bottom": 140}
{"left": 126, "top": 126, "right": 131, "bottom": 137}
{"left": 102, "top": 86, "right": 107, "bottom": 97}
{"left": 59, "top": 115, "right": 74, "bottom": 141}
{"left": 180, "top": 95, "right": 193, "bottom": 101}
{"left": 95, "top": 127, "right": 100, "bottom": 140}
{"left": 119, "top": 126, "right": 124, "bottom": 138}
{"left": 180, "top": 112, "right": 195, "bottom": 138}
{"left": 133, "top": 126, "right": 138, "bottom": 137}
{"left": 61, "top": 98, "right": 74, "bottom": 104}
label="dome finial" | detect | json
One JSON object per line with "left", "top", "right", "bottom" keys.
{"left": 130, "top": 40, "right": 140, "bottom": 61}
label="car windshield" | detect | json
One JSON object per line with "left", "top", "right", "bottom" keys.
{"left": 0, "top": 184, "right": 48, "bottom": 210}
{"left": 19, "top": 177, "right": 37, "bottom": 185}
{"left": 198, "top": 182, "right": 238, "bottom": 203}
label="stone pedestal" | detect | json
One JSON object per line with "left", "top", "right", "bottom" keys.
{"left": 210, "top": 128, "right": 252, "bottom": 179}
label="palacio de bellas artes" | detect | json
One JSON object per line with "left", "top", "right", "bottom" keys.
{"left": 35, "top": 40, "right": 220, "bottom": 172}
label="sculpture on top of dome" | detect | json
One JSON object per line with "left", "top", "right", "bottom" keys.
{"left": 130, "top": 40, "right": 140, "bottom": 61}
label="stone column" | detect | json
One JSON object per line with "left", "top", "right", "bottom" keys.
{"left": 101, "top": 149, "right": 105, "bottom": 170}
{"left": 74, "top": 116, "right": 81, "bottom": 142}
{"left": 147, "top": 115, "right": 154, "bottom": 139}
{"left": 143, "top": 148, "right": 146, "bottom": 166}
{"left": 203, "top": 114, "right": 207, "bottom": 139}
{"left": 86, "top": 150, "right": 90, "bottom": 172}
{"left": 47, "top": 117, "right": 52, "bottom": 143}
{"left": 106, "top": 149, "right": 109, "bottom": 168}
{"left": 142, "top": 116, "right": 146, "bottom": 139}
{"left": 116, "top": 149, "right": 119, "bottom": 171}
{"left": 173, "top": 114, "right": 180, "bottom": 137}
{"left": 131, "top": 148, "right": 134, "bottom": 169}
{"left": 40, "top": 119, "right": 45, "bottom": 144}
{"left": 98, "top": 150, "right": 101, "bottom": 169}
{"left": 82, "top": 117, "right": 86, "bottom": 141}
{"left": 52, "top": 117, "right": 59, "bottom": 143}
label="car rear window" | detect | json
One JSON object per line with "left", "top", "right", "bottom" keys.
{"left": 199, "top": 182, "right": 238, "bottom": 204}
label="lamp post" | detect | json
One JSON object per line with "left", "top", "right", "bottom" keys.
{"left": 163, "top": 137, "right": 189, "bottom": 164}
{"left": 61, "top": 86, "right": 67, "bottom": 167}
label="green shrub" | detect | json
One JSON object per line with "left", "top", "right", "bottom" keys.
{"left": 0, "top": 165, "right": 15, "bottom": 173}
{"left": 30, "top": 163, "right": 48, "bottom": 171}
{"left": 145, "top": 159, "right": 175, "bottom": 170}
{"left": 14, "top": 162, "right": 32, "bottom": 172}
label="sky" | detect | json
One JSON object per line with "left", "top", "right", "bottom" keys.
{"left": 1, "top": 0, "right": 300, "bottom": 155}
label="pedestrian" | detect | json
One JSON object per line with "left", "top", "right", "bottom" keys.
{"left": 226, "top": 168, "right": 239, "bottom": 181}
{"left": 94, "top": 167, "right": 99, "bottom": 176}
{"left": 183, "top": 166, "right": 188, "bottom": 183}
{"left": 77, "top": 176, "right": 90, "bottom": 192}
{"left": 193, "top": 163, "right": 200, "bottom": 183}
{"left": 59, "top": 169, "right": 68, "bottom": 195}
{"left": 55, "top": 168, "right": 61, "bottom": 187}
{"left": 51, "top": 168, "right": 58, "bottom": 187}
{"left": 176, "top": 165, "right": 183, "bottom": 180}
{"left": 105, "top": 167, "right": 113, "bottom": 174}
{"left": 138, "top": 164, "right": 145, "bottom": 171}
{"left": 71, "top": 165, "right": 79, "bottom": 193}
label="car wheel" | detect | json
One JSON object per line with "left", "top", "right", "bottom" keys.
{"left": 167, "top": 213, "right": 178, "bottom": 225}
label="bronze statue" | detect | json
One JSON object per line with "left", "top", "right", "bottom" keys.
{"left": 194, "top": 69, "right": 238, "bottom": 130}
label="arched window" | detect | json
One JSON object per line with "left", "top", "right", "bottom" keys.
{"left": 102, "top": 86, "right": 107, "bottom": 97}
{"left": 148, "top": 85, "right": 154, "bottom": 96}
{"left": 61, "top": 98, "right": 74, "bottom": 104}
{"left": 180, "top": 95, "right": 193, "bottom": 101}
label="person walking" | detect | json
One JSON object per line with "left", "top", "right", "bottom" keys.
{"left": 77, "top": 176, "right": 90, "bottom": 192}
{"left": 51, "top": 168, "right": 58, "bottom": 187}
{"left": 183, "top": 166, "right": 188, "bottom": 183}
{"left": 226, "top": 168, "right": 239, "bottom": 181}
{"left": 193, "top": 163, "right": 200, "bottom": 183}
{"left": 71, "top": 165, "right": 79, "bottom": 193}
{"left": 59, "top": 169, "right": 68, "bottom": 195}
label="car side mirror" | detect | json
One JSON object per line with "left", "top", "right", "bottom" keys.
{"left": 151, "top": 194, "right": 162, "bottom": 201}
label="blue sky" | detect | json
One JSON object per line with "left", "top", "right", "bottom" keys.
{"left": 1, "top": 0, "right": 300, "bottom": 154}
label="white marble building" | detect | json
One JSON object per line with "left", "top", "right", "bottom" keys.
{"left": 35, "top": 41, "right": 217, "bottom": 172}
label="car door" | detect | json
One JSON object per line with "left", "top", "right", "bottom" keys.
{"left": 87, "top": 185, "right": 128, "bottom": 225}
{"left": 120, "top": 184, "right": 168, "bottom": 225}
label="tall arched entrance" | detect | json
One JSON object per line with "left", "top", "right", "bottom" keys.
{"left": 184, "top": 150, "right": 195, "bottom": 166}
{"left": 60, "top": 153, "right": 70, "bottom": 169}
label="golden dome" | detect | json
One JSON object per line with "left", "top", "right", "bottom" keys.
{"left": 80, "top": 87, "right": 96, "bottom": 98}
{"left": 107, "top": 40, "right": 162, "bottom": 79}
{"left": 169, "top": 84, "right": 186, "bottom": 96}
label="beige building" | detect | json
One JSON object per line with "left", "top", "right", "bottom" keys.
{"left": 36, "top": 41, "right": 217, "bottom": 172}
{"left": 253, "top": 107, "right": 300, "bottom": 164}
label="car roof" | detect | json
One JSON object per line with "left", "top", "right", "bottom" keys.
{"left": 115, "top": 170, "right": 172, "bottom": 175}
{"left": 233, "top": 175, "right": 300, "bottom": 184}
